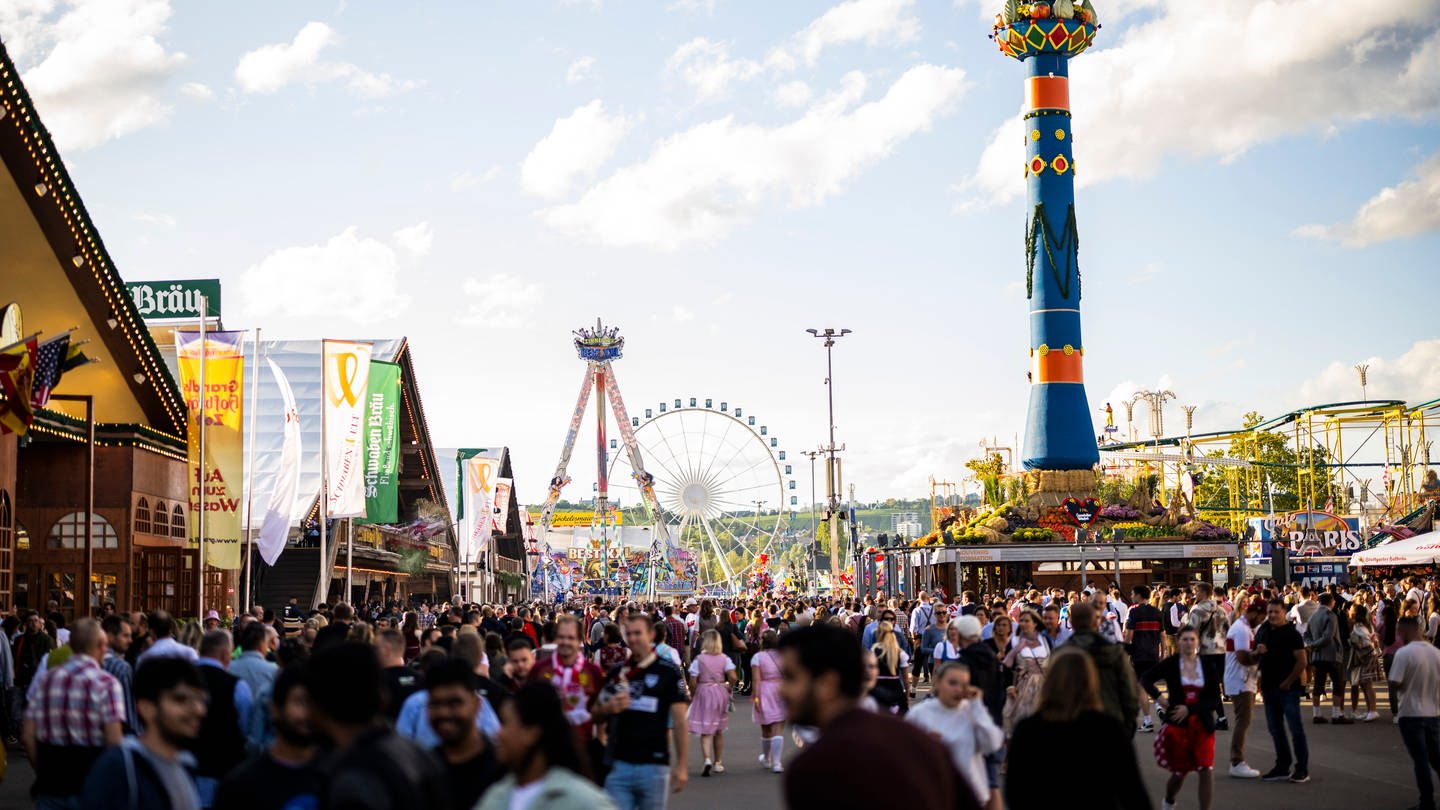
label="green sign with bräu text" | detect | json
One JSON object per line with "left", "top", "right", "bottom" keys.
{"left": 356, "top": 361, "right": 401, "bottom": 525}
{"left": 125, "top": 279, "right": 221, "bottom": 319}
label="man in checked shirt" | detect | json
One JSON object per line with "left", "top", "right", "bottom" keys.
{"left": 21, "top": 617, "right": 125, "bottom": 809}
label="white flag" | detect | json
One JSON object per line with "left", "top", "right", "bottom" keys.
{"left": 323, "top": 340, "right": 372, "bottom": 518}
{"left": 492, "top": 477, "right": 513, "bottom": 534}
{"left": 463, "top": 455, "right": 499, "bottom": 557}
{"left": 257, "top": 358, "right": 301, "bottom": 565}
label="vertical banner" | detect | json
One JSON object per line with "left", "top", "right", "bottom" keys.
{"left": 175, "top": 329, "right": 246, "bottom": 570}
{"left": 459, "top": 453, "right": 499, "bottom": 558}
{"left": 357, "top": 361, "right": 401, "bottom": 525}
{"left": 491, "top": 477, "right": 513, "bottom": 534}
{"left": 323, "top": 340, "right": 372, "bottom": 518}
{"left": 257, "top": 358, "right": 302, "bottom": 566}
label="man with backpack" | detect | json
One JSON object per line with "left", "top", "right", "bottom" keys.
{"left": 1304, "top": 592, "right": 1352, "bottom": 725}
{"left": 82, "top": 657, "right": 207, "bottom": 809}
{"left": 1188, "top": 582, "right": 1232, "bottom": 731}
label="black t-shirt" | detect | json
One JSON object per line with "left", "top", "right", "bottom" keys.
{"left": 1126, "top": 603, "right": 1164, "bottom": 663}
{"left": 601, "top": 656, "right": 689, "bottom": 765}
{"left": 213, "top": 751, "right": 322, "bottom": 810}
{"left": 435, "top": 743, "right": 504, "bottom": 810}
{"left": 319, "top": 726, "right": 451, "bottom": 810}
{"left": 719, "top": 622, "right": 745, "bottom": 655}
{"left": 1255, "top": 621, "right": 1306, "bottom": 692}
{"left": 382, "top": 666, "right": 424, "bottom": 721}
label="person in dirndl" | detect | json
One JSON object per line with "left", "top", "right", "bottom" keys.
{"left": 1140, "top": 625, "right": 1221, "bottom": 810}
{"left": 688, "top": 629, "right": 737, "bottom": 776}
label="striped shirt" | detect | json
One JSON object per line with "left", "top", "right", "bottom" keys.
{"left": 101, "top": 651, "right": 138, "bottom": 735}
{"left": 25, "top": 655, "right": 124, "bottom": 746}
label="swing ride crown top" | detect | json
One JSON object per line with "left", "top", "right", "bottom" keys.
{"left": 575, "top": 320, "right": 623, "bottom": 362}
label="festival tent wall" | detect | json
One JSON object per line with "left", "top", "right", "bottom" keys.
{"left": 1349, "top": 530, "right": 1440, "bottom": 568}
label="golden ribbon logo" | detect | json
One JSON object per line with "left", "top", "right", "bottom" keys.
{"left": 327, "top": 352, "right": 363, "bottom": 407}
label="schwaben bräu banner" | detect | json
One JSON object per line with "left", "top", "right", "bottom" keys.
{"left": 175, "top": 329, "right": 245, "bottom": 570}
{"left": 356, "top": 361, "right": 400, "bottom": 525}
{"left": 323, "top": 340, "right": 373, "bottom": 518}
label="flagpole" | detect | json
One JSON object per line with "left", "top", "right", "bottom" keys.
{"left": 319, "top": 340, "right": 329, "bottom": 609}
{"left": 242, "top": 328, "right": 261, "bottom": 615}
{"left": 197, "top": 294, "right": 208, "bottom": 618}
{"left": 345, "top": 516, "right": 353, "bottom": 604}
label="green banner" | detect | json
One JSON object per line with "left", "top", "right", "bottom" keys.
{"left": 357, "top": 361, "right": 401, "bottom": 525}
{"left": 126, "top": 279, "right": 222, "bottom": 319}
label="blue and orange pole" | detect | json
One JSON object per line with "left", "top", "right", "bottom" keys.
{"left": 994, "top": 7, "right": 1100, "bottom": 470}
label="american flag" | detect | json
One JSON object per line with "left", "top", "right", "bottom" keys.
{"left": 29, "top": 333, "right": 69, "bottom": 408}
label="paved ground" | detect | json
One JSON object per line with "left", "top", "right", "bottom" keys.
{"left": 0, "top": 694, "right": 1425, "bottom": 809}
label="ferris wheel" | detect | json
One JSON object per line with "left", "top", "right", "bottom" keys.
{"left": 609, "top": 398, "right": 796, "bottom": 594}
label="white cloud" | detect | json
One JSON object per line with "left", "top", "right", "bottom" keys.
{"left": 541, "top": 64, "right": 968, "bottom": 249}
{"left": 961, "top": 0, "right": 1440, "bottom": 208}
{"left": 769, "top": 0, "right": 920, "bottom": 69}
{"left": 451, "top": 165, "right": 501, "bottom": 190}
{"left": 565, "top": 56, "right": 595, "bottom": 84}
{"left": 1, "top": 0, "right": 187, "bottom": 152}
{"left": 178, "top": 81, "right": 214, "bottom": 101}
{"left": 667, "top": 38, "right": 762, "bottom": 102}
{"left": 668, "top": 0, "right": 719, "bottom": 12}
{"left": 238, "top": 227, "right": 411, "bottom": 322}
{"left": 773, "top": 80, "right": 813, "bottom": 108}
{"left": 134, "top": 212, "right": 176, "bottom": 227}
{"left": 392, "top": 222, "right": 434, "bottom": 257}
{"left": 234, "top": 21, "right": 413, "bottom": 97}
{"left": 1297, "top": 339, "right": 1440, "bottom": 406}
{"left": 672, "top": 306, "right": 696, "bottom": 322}
{"left": 520, "top": 100, "right": 637, "bottom": 200}
{"left": 458, "top": 274, "right": 542, "bottom": 328}
{"left": 1296, "top": 152, "right": 1440, "bottom": 247}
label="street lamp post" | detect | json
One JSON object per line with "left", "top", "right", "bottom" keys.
{"left": 1130, "top": 389, "right": 1177, "bottom": 499}
{"left": 807, "top": 328, "right": 850, "bottom": 582}
{"left": 800, "top": 450, "right": 821, "bottom": 570}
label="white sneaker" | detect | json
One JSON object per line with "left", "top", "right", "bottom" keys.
{"left": 1162, "top": 800, "right": 1176, "bottom": 810}
{"left": 772, "top": 760, "right": 784, "bottom": 774}
{"left": 714, "top": 762, "right": 725, "bottom": 774}
{"left": 1230, "top": 762, "right": 1262, "bottom": 778}
{"left": 1363, "top": 711, "right": 1380, "bottom": 722}
{"left": 759, "top": 753, "right": 769, "bottom": 767}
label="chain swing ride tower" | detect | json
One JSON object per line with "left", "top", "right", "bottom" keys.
{"left": 537, "top": 320, "right": 671, "bottom": 599}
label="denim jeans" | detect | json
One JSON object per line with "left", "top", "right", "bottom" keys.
{"left": 604, "top": 760, "right": 670, "bottom": 810}
{"left": 1261, "top": 688, "right": 1308, "bottom": 772}
{"left": 1398, "top": 716, "right": 1440, "bottom": 807}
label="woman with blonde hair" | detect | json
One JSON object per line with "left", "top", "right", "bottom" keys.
{"left": 177, "top": 619, "right": 204, "bottom": 652}
{"left": 1006, "top": 648, "right": 1150, "bottom": 809}
{"left": 688, "top": 628, "right": 737, "bottom": 776}
{"left": 868, "top": 620, "right": 910, "bottom": 714}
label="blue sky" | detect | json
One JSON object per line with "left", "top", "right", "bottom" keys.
{"left": 3, "top": 0, "right": 1438, "bottom": 504}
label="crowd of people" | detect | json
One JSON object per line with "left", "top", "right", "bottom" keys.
{"left": 3, "top": 572, "right": 1440, "bottom": 809}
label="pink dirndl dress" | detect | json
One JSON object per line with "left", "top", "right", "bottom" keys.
{"left": 688, "top": 652, "right": 731, "bottom": 734}
{"left": 751, "top": 649, "right": 787, "bottom": 725}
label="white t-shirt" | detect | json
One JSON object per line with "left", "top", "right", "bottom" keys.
{"left": 509, "top": 780, "right": 545, "bottom": 810}
{"left": 1391, "top": 640, "right": 1440, "bottom": 718}
{"left": 1224, "top": 619, "right": 1258, "bottom": 695}
{"left": 688, "top": 654, "right": 736, "bottom": 677}
{"left": 906, "top": 697, "right": 1002, "bottom": 805}
{"left": 933, "top": 640, "right": 963, "bottom": 662}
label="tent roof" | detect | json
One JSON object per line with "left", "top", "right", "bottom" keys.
{"left": 1349, "top": 530, "right": 1440, "bottom": 567}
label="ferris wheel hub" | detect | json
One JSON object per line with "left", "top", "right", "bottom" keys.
{"left": 680, "top": 482, "right": 711, "bottom": 515}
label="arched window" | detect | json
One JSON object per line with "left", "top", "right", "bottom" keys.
{"left": 46, "top": 512, "right": 119, "bottom": 550}
{"left": 134, "top": 497, "right": 151, "bottom": 535}
{"left": 152, "top": 501, "right": 169, "bottom": 536}
{"left": 171, "top": 504, "right": 186, "bottom": 538}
